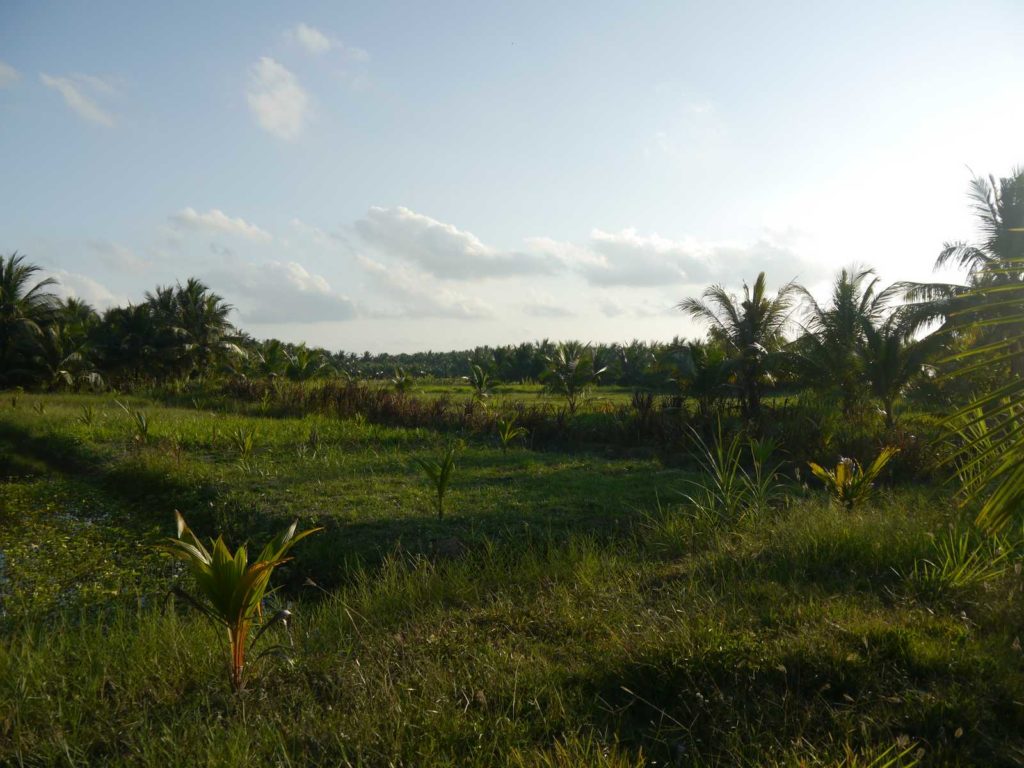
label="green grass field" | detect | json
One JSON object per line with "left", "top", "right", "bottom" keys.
{"left": 2, "top": 392, "right": 1023, "bottom": 766}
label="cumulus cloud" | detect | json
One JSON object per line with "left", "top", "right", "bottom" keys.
{"left": 0, "top": 61, "right": 19, "bottom": 88}
{"left": 207, "top": 260, "right": 356, "bottom": 324}
{"left": 39, "top": 72, "right": 116, "bottom": 126}
{"left": 354, "top": 206, "right": 551, "bottom": 279}
{"left": 171, "top": 207, "right": 272, "bottom": 242}
{"left": 45, "top": 269, "right": 124, "bottom": 309}
{"left": 289, "top": 23, "right": 332, "bottom": 55}
{"left": 356, "top": 255, "right": 493, "bottom": 318}
{"left": 527, "top": 228, "right": 820, "bottom": 288}
{"left": 246, "top": 57, "right": 310, "bottom": 140}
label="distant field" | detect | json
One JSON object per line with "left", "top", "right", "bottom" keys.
{"left": 2, "top": 392, "right": 1023, "bottom": 765}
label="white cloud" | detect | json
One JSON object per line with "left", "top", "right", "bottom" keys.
{"left": 207, "top": 260, "right": 356, "bottom": 324}
{"left": 0, "top": 61, "right": 19, "bottom": 88}
{"left": 354, "top": 206, "right": 551, "bottom": 279}
{"left": 45, "top": 269, "right": 124, "bottom": 309}
{"left": 39, "top": 73, "right": 116, "bottom": 126}
{"left": 289, "top": 23, "right": 332, "bottom": 55}
{"left": 171, "top": 207, "right": 273, "bottom": 242}
{"left": 527, "top": 228, "right": 822, "bottom": 288}
{"left": 246, "top": 57, "right": 310, "bottom": 140}
{"left": 356, "top": 255, "right": 493, "bottom": 318}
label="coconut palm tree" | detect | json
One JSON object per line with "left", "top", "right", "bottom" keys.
{"left": 860, "top": 310, "right": 943, "bottom": 427}
{"left": 286, "top": 345, "right": 334, "bottom": 381}
{"left": 542, "top": 341, "right": 607, "bottom": 414}
{"left": 0, "top": 253, "right": 59, "bottom": 382}
{"left": 900, "top": 169, "right": 1024, "bottom": 362}
{"left": 32, "top": 323, "right": 102, "bottom": 391}
{"left": 935, "top": 168, "right": 1024, "bottom": 533}
{"left": 679, "top": 272, "right": 801, "bottom": 420}
{"left": 172, "top": 278, "right": 243, "bottom": 375}
{"left": 795, "top": 267, "right": 897, "bottom": 415}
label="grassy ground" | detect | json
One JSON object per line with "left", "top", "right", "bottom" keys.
{"left": 2, "top": 392, "right": 1023, "bottom": 766}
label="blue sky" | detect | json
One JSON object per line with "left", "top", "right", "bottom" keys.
{"left": 1, "top": 1, "right": 1022, "bottom": 352}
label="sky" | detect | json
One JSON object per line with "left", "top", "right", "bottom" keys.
{"left": 1, "top": 1, "right": 1022, "bottom": 353}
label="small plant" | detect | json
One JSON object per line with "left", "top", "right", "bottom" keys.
{"left": 910, "top": 527, "right": 1010, "bottom": 596}
{"left": 227, "top": 424, "right": 258, "bottom": 459}
{"left": 10, "top": 386, "right": 23, "bottom": 408}
{"left": 463, "top": 363, "right": 493, "bottom": 404}
{"left": 31, "top": 401, "right": 46, "bottom": 415}
{"left": 744, "top": 436, "right": 785, "bottom": 515}
{"left": 116, "top": 399, "right": 149, "bottom": 443}
{"left": 496, "top": 416, "right": 528, "bottom": 452}
{"left": 258, "top": 390, "right": 273, "bottom": 415}
{"left": 391, "top": 366, "right": 413, "bottom": 394}
{"left": 306, "top": 423, "right": 323, "bottom": 455}
{"left": 163, "top": 511, "right": 321, "bottom": 691}
{"left": 76, "top": 404, "right": 95, "bottom": 426}
{"left": 169, "top": 431, "right": 184, "bottom": 466}
{"left": 414, "top": 444, "right": 457, "bottom": 520}
{"left": 808, "top": 447, "right": 898, "bottom": 510}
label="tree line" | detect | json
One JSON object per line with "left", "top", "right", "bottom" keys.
{"left": 2, "top": 168, "right": 1021, "bottom": 432}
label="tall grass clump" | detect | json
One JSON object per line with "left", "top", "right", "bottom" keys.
{"left": 909, "top": 526, "right": 1010, "bottom": 597}
{"left": 681, "top": 423, "right": 784, "bottom": 522}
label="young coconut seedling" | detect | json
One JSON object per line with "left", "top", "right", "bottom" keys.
{"left": 414, "top": 444, "right": 457, "bottom": 520}
{"left": 163, "top": 511, "right": 321, "bottom": 691}
{"left": 496, "top": 416, "right": 528, "bottom": 452}
{"left": 808, "top": 447, "right": 898, "bottom": 511}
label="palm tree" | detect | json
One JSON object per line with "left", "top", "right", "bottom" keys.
{"left": 173, "top": 278, "right": 243, "bottom": 375}
{"left": 679, "top": 272, "right": 801, "bottom": 420}
{"left": 860, "top": 310, "right": 943, "bottom": 427}
{"left": 0, "top": 253, "right": 59, "bottom": 382}
{"left": 796, "top": 267, "right": 896, "bottom": 415}
{"left": 92, "top": 304, "right": 160, "bottom": 384}
{"left": 541, "top": 341, "right": 607, "bottom": 414}
{"left": 254, "top": 339, "right": 289, "bottom": 378}
{"left": 286, "top": 345, "right": 333, "bottom": 381}
{"left": 900, "top": 169, "right": 1024, "bottom": 368}
{"left": 935, "top": 168, "right": 1024, "bottom": 532}
{"left": 32, "top": 323, "right": 102, "bottom": 391}
{"left": 673, "top": 339, "right": 732, "bottom": 421}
